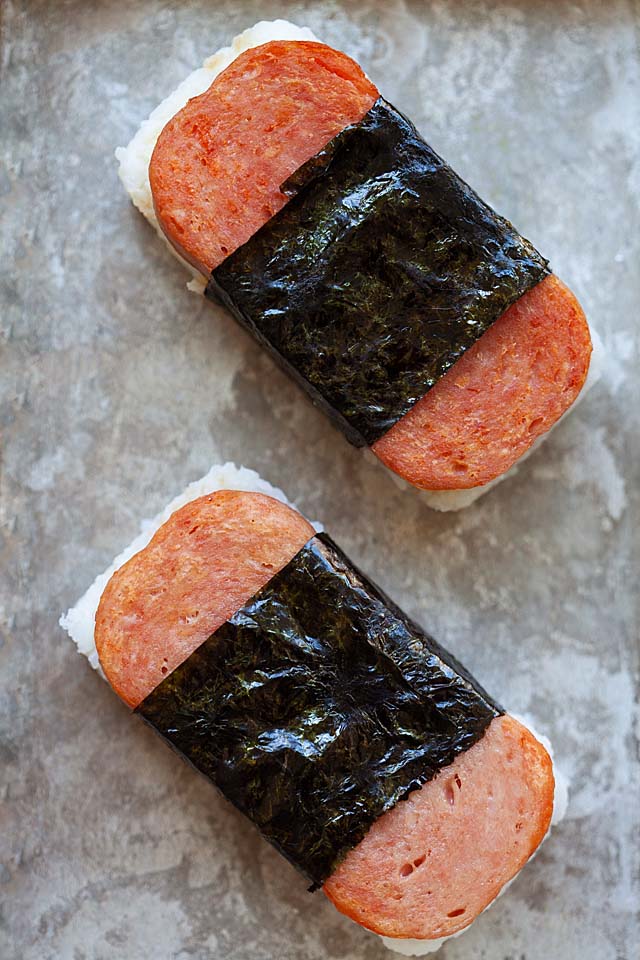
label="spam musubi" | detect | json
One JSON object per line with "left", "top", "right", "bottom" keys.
{"left": 61, "top": 464, "right": 564, "bottom": 954}
{"left": 117, "top": 21, "right": 598, "bottom": 511}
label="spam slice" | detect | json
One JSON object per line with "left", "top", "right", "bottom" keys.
{"left": 148, "top": 38, "right": 593, "bottom": 495}
{"left": 324, "top": 713, "right": 554, "bottom": 939}
{"left": 150, "top": 41, "right": 378, "bottom": 273}
{"left": 372, "top": 274, "right": 592, "bottom": 489}
{"left": 96, "top": 491, "right": 314, "bottom": 707}
{"left": 95, "top": 490, "right": 555, "bottom": 942}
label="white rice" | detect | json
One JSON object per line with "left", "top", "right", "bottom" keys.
{"left": 115, "top": 19, "right": 603, "bottom": 512}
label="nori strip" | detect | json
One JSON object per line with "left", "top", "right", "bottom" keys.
{"left": 137, "top": 534, "right": 502, "bottom": 887}
{"left": 207, "top": 98, "right": 550, "bottom": 447}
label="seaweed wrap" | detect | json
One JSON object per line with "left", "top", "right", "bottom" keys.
{"left": 61, "top": 465, "right": 562, "bottom": 954}
{"left": 117, "top": 21, "right": 598, "bottom": 510}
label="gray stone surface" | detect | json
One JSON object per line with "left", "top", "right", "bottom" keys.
{"left": 1, "top": 1, "right": 638, "bottom": 958}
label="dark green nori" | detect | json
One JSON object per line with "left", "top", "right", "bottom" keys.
{"left": 137, "top": 534, "right": 502, "bottom": 887}
{"left": 207, "top": 98, "right": 550, "bottom": 446}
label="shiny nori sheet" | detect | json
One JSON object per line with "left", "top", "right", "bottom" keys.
{"left": 137, "top": 534, "right": 502, "bottom": 887}
{"left": 207, "top": 98, "right": 549, "bottom": 446}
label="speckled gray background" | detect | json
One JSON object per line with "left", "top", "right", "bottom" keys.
{"left": 1, "top": 1, "right": 638, "bottom": 958}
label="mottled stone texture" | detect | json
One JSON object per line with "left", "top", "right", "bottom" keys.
{"left": 0, "top": 2, "right": 638, "bottom": 959}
